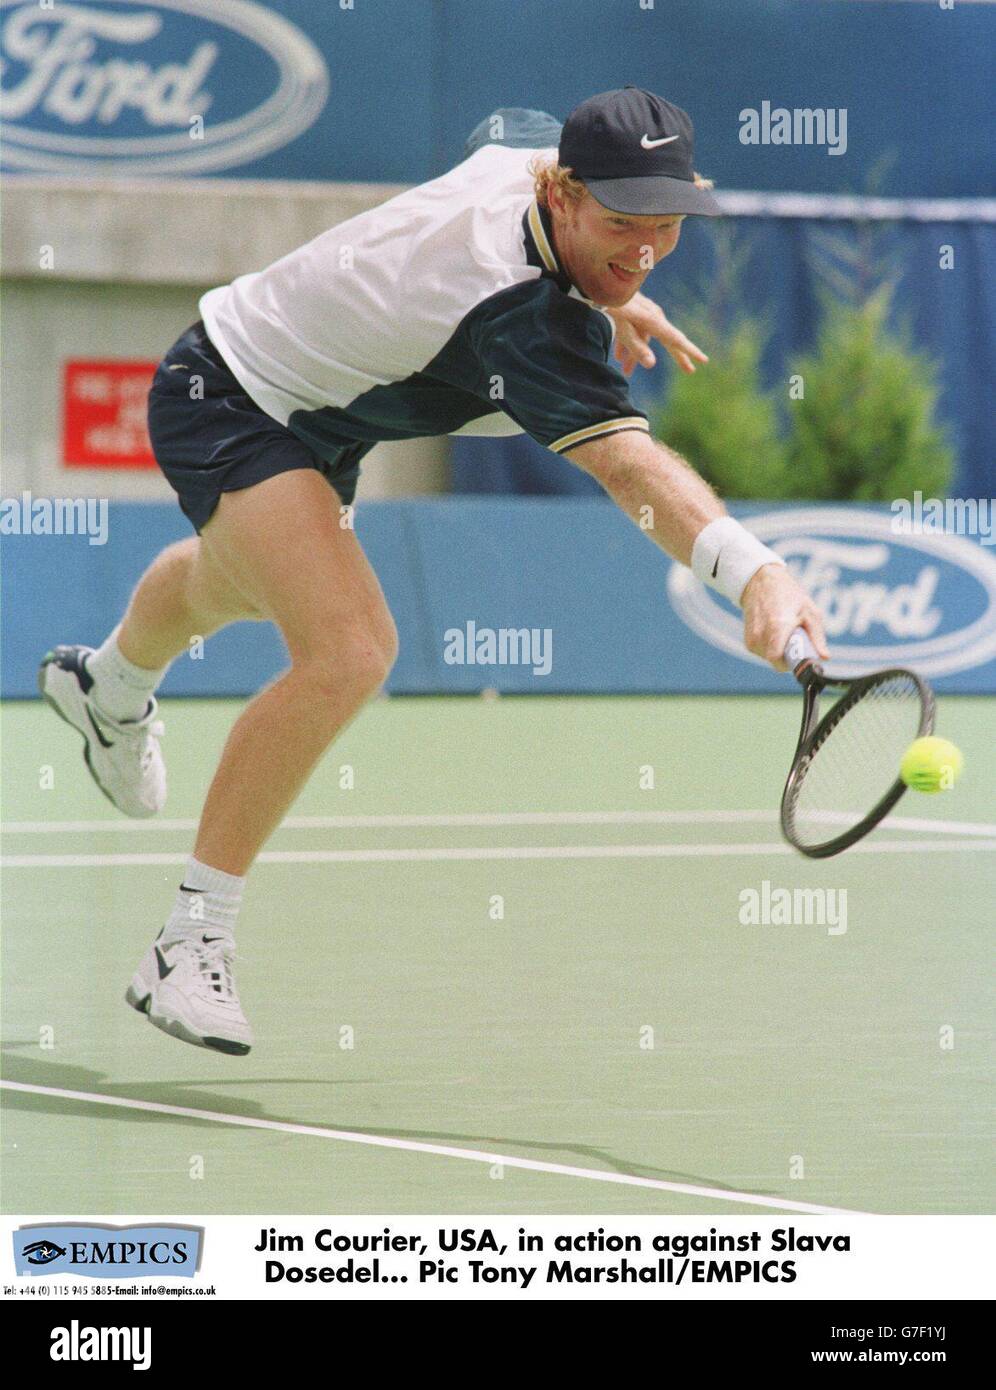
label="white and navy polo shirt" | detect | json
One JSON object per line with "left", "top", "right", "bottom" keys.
{"left": 199, "top": 110, "right": 650, "bottom": 461}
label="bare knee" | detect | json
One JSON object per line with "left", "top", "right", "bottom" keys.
{"left": 295, "top": 618, "right": 397, "bottom": 706}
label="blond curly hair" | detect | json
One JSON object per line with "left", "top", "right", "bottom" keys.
{"left": 530, "top": 154, "right": 714, "bottom": 209}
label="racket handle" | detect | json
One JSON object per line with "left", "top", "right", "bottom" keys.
{"left": 784, "top": 626, "right": 821, "bottom": 678}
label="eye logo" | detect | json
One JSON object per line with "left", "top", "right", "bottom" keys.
{"left": 22, "top": 1240, "right": 67, "bottom": 1266}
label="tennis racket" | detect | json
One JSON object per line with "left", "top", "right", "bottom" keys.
{"left": 780, "top": 628, "right": 936, "bottom": 858}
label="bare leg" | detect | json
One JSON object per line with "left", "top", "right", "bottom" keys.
{"left": 116, "top": 537, "right": 263, "bottom": 672}
{"left": 187, "top": 472, "right": 397, "bottom": 876}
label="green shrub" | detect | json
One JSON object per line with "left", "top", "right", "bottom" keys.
{"left": 786, "top": 286, "right": 955, "bottom": 500}
{"left": 650, "top": 316, "right": 790, "bottom": 498}
{"left": 650, "top": 222, "right": 955, "bottom": 502}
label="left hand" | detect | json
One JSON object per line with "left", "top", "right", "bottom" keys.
{"left": 607, "top": 292, "right": 709, "bottom": 376}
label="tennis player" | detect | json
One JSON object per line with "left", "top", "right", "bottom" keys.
{"left": 40, "top": 88, "right": 827, "bottom": 1054}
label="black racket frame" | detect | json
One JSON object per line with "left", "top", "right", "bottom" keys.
{"left": 780, "top": 663, "right": 936, "bottom": 858}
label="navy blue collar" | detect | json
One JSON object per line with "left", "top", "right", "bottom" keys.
{"left": 521, "top": 199, "right": 573, "bottom": 293}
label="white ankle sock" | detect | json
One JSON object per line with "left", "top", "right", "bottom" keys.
{"left": 163, "top": 857, "right": 245, "bottom": 943}
{"left": 85, "top": 626, "right": 168, "bottom": 723}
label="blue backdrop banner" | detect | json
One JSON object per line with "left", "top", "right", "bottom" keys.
{"left": 4, "top": 499, "right": 994, "bottom": 698}
{"left": 1, "top": 0, "right": 991, "bottom": 194}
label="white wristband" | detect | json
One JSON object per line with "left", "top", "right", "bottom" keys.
{"left": 690, "top": 516, "right": 785, "bottom": 606}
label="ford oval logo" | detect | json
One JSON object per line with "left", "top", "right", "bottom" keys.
{"left": 667, "top": 507, "right": 996, "bottom": 678}
{"left": 0, "top": 0, "right": 329, "bottom": 175}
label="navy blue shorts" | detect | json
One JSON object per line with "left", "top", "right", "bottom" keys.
{"left": 147, "top": 321, "right": 370, "bottom": 532}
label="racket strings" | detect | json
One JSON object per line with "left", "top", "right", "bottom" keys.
{"left": 792, "top": 674, "right": 925, "bottom": 840}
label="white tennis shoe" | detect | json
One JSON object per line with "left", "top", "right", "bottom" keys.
{"left": 38, "top": 644, "right": 166, "bottom": 818}
{"left": 126, "top": 928, "right": 253, "bottom": 1055}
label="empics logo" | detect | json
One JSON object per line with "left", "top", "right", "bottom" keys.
{"left": 50, "top": 1321, "right": 151, "bottom": 1372}
{"left": 21, "top": 1239, "right": 67, "bottom": 1266}
{"left": 13, "top": 1223, "right": 201, "bottom": 1278}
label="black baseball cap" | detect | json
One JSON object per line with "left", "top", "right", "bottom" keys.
{"left": 559, "top": 87, "right": 720, "bottom": 217}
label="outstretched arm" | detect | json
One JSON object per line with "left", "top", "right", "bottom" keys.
{"left": 569, "top": 429, "right": 828, "bottom": 671}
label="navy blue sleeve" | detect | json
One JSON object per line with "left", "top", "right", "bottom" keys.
{"left": 463, "top": 108, "right": 563, "bottom": 159}
{"left": 468, "top": 279, "right": 649, "bottom": 454}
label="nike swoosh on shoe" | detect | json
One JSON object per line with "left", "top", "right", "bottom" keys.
{"left": 85, "top": 706, "right": 116, "bottom": 749}
{"left": 155, "top": 946, "right": 177, "bottom": 979}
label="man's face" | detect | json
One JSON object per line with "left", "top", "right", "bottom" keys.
{"left": 547, "top": 188, "right": 684, "bottom": 307}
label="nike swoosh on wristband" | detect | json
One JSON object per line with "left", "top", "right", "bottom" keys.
{"left": 711, "top": 552, "right": 722, "bottom": 579}
{"left": 640, "top": 133, "right": 680, "bottom": 149}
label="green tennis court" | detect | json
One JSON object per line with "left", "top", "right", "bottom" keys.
{"left": 2, "top": 693, "right": 993, "bottom": 1216}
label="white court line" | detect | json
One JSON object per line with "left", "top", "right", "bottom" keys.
{"left": 4, "top": 810, "right": 994, "bottom": 836}
{"left": 807, "top": 812, "right": 996, "bottom": 837}
{"left": 5, "top": 810, "right": 778, "bottom": 833}
{"left": 2, "top": 839, "right": 994, "bottom": 868}
{"left": 0, "top": 1080, "right": 865, "bottom": 1216}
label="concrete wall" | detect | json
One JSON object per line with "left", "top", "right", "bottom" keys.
{"left": 1, "top": 177, "right": 449, "bottom": 503}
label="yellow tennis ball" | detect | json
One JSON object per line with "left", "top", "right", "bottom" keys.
{"left": 900, "top": 736, "right": 963, "bottom": 794}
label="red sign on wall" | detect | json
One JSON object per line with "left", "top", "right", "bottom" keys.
{"left": 62, "top": 360, "right": 159, "bottom": 469}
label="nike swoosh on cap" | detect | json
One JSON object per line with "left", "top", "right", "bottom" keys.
{"left": 640, "top": 133, "right": 680, "bottom": 149}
